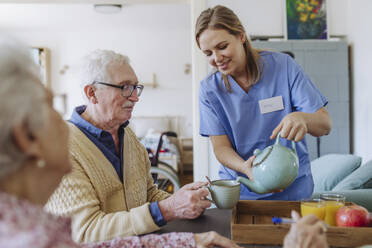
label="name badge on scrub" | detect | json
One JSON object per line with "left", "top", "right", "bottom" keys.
{"left": 258, "top": 96, "right": 284, "bottom": 114}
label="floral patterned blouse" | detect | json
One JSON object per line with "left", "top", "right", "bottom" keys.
{"left": 0, "top": 192, "right": 195, "bottom": 248}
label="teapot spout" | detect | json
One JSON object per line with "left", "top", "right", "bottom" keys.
{"left": 236, "top": 176, "right": 268, "bottom": 194}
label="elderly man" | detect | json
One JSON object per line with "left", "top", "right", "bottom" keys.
{"left": 46, "top": 50, "right": 211, "bottom": 243}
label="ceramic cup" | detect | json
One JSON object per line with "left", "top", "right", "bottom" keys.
{"left": 206, "top": 179, "right": 241, "bottom": 209}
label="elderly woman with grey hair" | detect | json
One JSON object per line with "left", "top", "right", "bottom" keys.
{"left": 0, "top": 37, "right": 240, "bottom": 248}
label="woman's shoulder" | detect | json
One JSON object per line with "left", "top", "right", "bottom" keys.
{"left": 200, "top": 71, "right": 222, "bottom": 95}
{"left": 259, "top": 50, "right": 290, "bottom": 63}
{"left": 0, "top": 192, "right": 77, "bottom": 248}
{"left": 201, "top": 70, "right": 221, "bottom": 84}
{"left": 258, "top": 50, "right": 298, "bottom": 75}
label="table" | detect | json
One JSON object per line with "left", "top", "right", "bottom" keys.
{"left": 157, "top": 208, "right": 281, "bottom": 247}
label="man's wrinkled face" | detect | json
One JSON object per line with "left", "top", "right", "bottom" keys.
{"left": 94, "top": 62, "right": 139, "bottom": 125}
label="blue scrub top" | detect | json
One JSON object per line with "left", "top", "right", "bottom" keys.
{"left": 199, "top": 51, "right": 328, "bottom": 200}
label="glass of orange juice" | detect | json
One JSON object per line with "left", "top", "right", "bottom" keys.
{"left": 301, "top": 198, "right": 326, "bottom": 220}
{"left": 320, "top": 193, "right": 346, "bottom": 226}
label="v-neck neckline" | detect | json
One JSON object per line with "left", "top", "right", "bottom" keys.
{"left": 227, "top": 74, "right": 257, "bottom": 96}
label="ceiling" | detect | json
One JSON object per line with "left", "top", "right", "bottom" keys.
{"left": 0, "top": 2, "right": 191, "bottom": 31}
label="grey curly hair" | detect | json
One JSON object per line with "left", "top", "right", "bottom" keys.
{"left": 79, "top": 49, "right": 130, "bottom": 90}
{"left": 0, "top": 36, "right": 48, "bottom": 179}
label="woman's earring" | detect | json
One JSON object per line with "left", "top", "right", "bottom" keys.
{"left": 36, "top": 159, "right": 46, "bottom": 168}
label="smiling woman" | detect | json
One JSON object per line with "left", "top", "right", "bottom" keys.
{"left": 194, "top": 5, "right": 331, "bottom": 201}
{"left": 195, "top": 10, "right": 261, "bottom": 92}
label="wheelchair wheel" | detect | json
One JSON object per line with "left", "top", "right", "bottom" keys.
{"left": 150, "top": 166, "right": 180, "bottom": 194}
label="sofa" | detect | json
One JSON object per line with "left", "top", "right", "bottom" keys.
{"left": 310, "top": 154, "right": 372, "bottom": 211}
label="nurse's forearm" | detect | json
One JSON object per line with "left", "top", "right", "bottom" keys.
{"left": 302, "top": 108, "right": 332, "bottom": 137}
{"left": 210, "top": 135, "right": 253, "bottom": 179}
{"left": 213, "top": 145, "right": 250, "bottom": 176}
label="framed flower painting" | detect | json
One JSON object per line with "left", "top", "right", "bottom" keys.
{"left": 286, "top": 0, "right": 328, "bottom": 40}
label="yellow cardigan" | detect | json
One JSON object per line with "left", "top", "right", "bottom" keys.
{"left": 45, "top": 123, "right": 170, "bottom": 243}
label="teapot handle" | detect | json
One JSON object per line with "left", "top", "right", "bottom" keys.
{"left": 275, "top": 132, "right": 297, "bottom": 155}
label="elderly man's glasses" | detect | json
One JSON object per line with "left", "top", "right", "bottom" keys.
{"left": 93, "top": 81, "right": 144, "bottom": 97}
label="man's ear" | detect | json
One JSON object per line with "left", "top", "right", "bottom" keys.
{"left": 11, "top": 122, "right": 41, "bottom": 159}
{"left": 84, "top": 85, "right": 98, "bottom": 104}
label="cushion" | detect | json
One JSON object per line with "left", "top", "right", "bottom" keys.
{"left": 333, "top": 160, "right": 372, "bottom": 191}
{"left": 311, "top": 154, "right": 362, "bottom": 192}
{"left": 363, "top": 178, "right": 372, "bottom": 189}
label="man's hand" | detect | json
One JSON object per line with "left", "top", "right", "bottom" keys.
{"left": 271, "top": 112, "right": 308, "bottom": 142}
{"left": 158, "top": 182, "right": 211, "bottom": 222}
{"left": 194, "top": 231, "right": 242, "bottom": 248}
{"left": 283, "top": 211, "right": 328, "bottom": 248}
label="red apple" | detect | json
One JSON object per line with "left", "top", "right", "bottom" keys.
{"left": 336, "top": 205, "right": 371, "bottom": 227}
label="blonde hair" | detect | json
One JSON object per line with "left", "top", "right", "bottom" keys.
{"left": 195, "top": 5, "right": 261, "bottom": 92}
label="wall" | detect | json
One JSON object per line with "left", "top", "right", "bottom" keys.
{"left": 206, "top": 0, "right": 347, "bottom": 36}
{"left": 0, "top": 3, "right": 194, "bottom": 137}
{"left": 347, "top": 0, "right": 372, "bottom": 162}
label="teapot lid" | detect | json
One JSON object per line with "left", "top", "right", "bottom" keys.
{"left": 253, "top": 145, "right": 273, "bottom": 167}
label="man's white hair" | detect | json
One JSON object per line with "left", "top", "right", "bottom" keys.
{"left": 80, "top": 49, "right": 130, "bottom": 90}
{"left": 0, "top": 36, "right": 47, "bottom": 180}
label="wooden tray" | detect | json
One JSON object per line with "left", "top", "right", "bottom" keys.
{"left": 231, "top": 200, "right": 372, "bottom": 247}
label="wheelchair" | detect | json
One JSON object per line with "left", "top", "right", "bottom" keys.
{"left": 147, "top": 131, "right": 181, "bottom": 194}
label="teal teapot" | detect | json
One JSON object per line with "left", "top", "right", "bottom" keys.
{"left": 236, "top": 133, "right": 299, "bottom": 194}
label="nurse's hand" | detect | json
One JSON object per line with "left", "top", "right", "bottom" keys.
{"left": 242, "top": 155, "right": 255, "bottom": 181}
{"left": 243, "top": 155, "right": 283, "bottom": 193}
{"left": 271, "top": 112, "right": 308, "bottom": 142}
